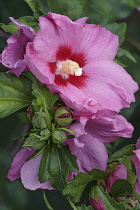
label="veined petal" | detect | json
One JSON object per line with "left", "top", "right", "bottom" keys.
{"left": 85, "top": 110, "right": 134, "bottom": 143}
{"left": 21, "top": 154, "right": 54, "bottom": 190}
{"left": 7, "top": 148, "right": 34, "bottom": 181}
{"left": 66, "top": 134, "right": 108, "bottom": 172}
{"left": 9, "top": 17, "right": 36, "bottom": 40}
{"left": 81, "top": 60, "right": 138, "bottom": 112}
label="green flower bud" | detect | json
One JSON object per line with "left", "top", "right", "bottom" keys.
{"left": 33, "top": 112, "right": 48, "bottom": 129}
{"left": 52, "top": 130, "right": 67, "bottom": 143}
{"left": 23, "top": 135, "right": 46, "bottom": 150}
{"left": 54, "top": 107, "right": 73, "bottom": 126}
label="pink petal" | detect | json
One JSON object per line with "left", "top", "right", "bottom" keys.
{"left": 90, "top": 197, "right": 106, "bottom": 210}
{"left": 66, "top": 134, "right": 108, "bottom": 172}
{"left": 9, "top": 17, "right": 36, "bottom": 40}
{"left": 81, "top": 60, "right": 138, "bottom": 112}
{"left": 29, "top": 12, "right": 118, "bottom": 64}
{"left": 85, "top": 110, "right": 134, "bottom": 143}
{"left": 136, "top": 138, "right": 140, "bottom": 149}
{"left": 21, "top": 154, "right": 54, "bottom": 190}
{"left": 74, "top": 17, "right": 89, "bottom": 25}
{"left": 7, "top": 148, "right": 34, "bottom": 181}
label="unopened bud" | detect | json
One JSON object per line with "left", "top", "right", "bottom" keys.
{"left": 33, "top": 112, "right": 47, "bottom": 129}
{"left": 23, "top": 135, "right": 45, "bottom": 150}
{"left": 54, "top": 107, "right": 73, "bottom": 126}
{"left": 52, "top": 130, "right": 67, "bottom": 143}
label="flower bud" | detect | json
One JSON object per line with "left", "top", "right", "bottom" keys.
{"left": 52, "top": 130, "right": 67, "bottom": 143}
{"left": 23, "top": 135, "right": 46, "bottom": 150}
{"left": 54, "top": 107, "right": 73, "bottom": 126}
{"left": 33, "top": 112, "right": 48, "bottom": 129}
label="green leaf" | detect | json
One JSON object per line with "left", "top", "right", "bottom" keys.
{"left": 63, "top": 169, "right": 107, "bottom": 202}
{"left": 119, "top": 156, "right": 136, "bottom": 185}
{"left": 2, "top": 16, "right": 39, "bottom": 34}
{"left": 24, "top": 0, "right": 44, "bottom": 18}
{"left": 47, "top": 0, "right": 83, "bottom": 20}
{"left": 114, "top": 59, "right": 126, "bottom": 67}
{"left": 76, "top": 204, "right": 92, "bottom": 210}
{"left": 111, "top": 179, "right": 133, "bottom": 198}
{"left": 117, "top": 48, "right": 137, "bottom": 63}
{"left": 90, "top": 185, "right": 99, "bottom": 202}
{"left": 106, "top": 22, "right": 127, "bottom": 45}
{"left": 98, "top": 187, "right": 125, "bottom": 210}
{"left": 108, "top": 144, "right": 136, "bottom": 163}
{"left": 31, "top": 77, "right": 59, "bottom": 111}
{"left": 38, "top": 145, "right": 78, "bottom": 191}
{"left": 133, "top": 190, "right": 140, "bottom": 202}
{"left": 0, "top": 73, "right": 33, "bottom": 118}
{"left": 83, "top": 0, "right": 134, "bottom": 25}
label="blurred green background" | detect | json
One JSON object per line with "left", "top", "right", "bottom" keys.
{"left": 0, "top": 0, "right": 140, "bottom": 209}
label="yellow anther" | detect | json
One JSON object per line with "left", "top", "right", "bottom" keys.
{"left": 56, "top": 60, "right": 82, "bottom": 78}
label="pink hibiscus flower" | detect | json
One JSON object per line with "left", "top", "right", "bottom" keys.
{"left": 0, "top": 18, "right": 36, "bottom": 76}
{"left": 26, "top": 12, "right": 138, "bottom": 114}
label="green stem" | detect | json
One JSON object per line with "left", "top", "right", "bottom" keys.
{"left": 68, "top": 196, "right": 78, "bottom": 210}
{"left": 43, "top": 190, "right": 54, "bottom": 210}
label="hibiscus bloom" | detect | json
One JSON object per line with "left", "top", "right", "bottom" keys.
{"left": 26, "top": 12, "right": 138, "bottom": 114}
{"left": 0, "top": 18, "right": 36, "bottom": 76}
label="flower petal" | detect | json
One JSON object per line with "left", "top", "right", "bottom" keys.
{"left": 21, "top": 154, "right": 54, "bottom": 190}
{"left": 85, "top": 110, "right": 134, "bottom": 143}
{"left": 81, "top": 60, "right": 138, "bottom": 112}
{"left": 66, "top": 134, "right": 108, "bottom": 172}
{"left": 7, "top": 148, "right": 34, "bottom": 181}
{"left": 9, "top": 17, "right": 36, "bottom": 39}
{"left": 30, "top": 12, "right": 118, "bottom": 64}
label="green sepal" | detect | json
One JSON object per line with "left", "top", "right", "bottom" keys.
{"left": 33, "top": 110, "right": 48, "bottom": 129}
{"left": 38, "top": 145, "right": 78, "bottom": 191}
{"left": 63, "top": 169, "right": 107, "bottom": 202}
{"left": 111, "top": 179, "right": 133, "bottom": 198}
{"left": 52, "top": 130, "right": 67, "bottom": 143}
{"left": 23, "top": 135, "right": 46, "bottom": 150}
{"left": 0, "top": 73, "right": 33, "bottom": 118}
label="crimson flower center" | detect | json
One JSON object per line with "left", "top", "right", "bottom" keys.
{"left": 55, "top": 59, "right": 82, "bottom": 79}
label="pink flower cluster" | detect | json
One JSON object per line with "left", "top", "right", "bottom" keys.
{"left": 2, "top": 13, "right": 138, "bottom": 194}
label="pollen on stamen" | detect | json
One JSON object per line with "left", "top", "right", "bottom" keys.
{"left": 56, "top": 60, "right": 83, "bottom": 79}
